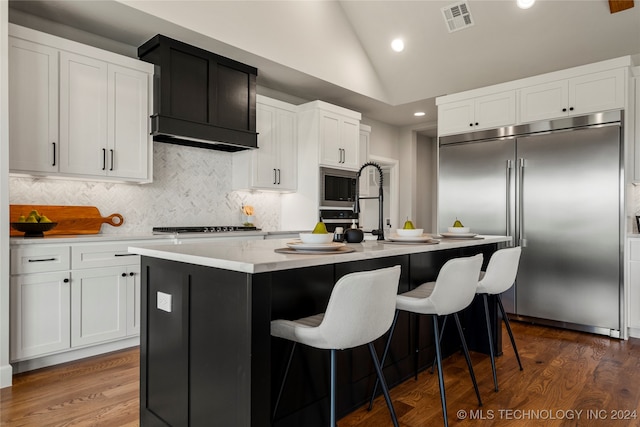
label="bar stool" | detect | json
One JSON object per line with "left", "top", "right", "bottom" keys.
{"left": 369, "top": 254, "right": 483, "bottom": 427}
{"left": 271, "top": 265, "right": 402, "bottom": 427}
{"left": 477, "top": 246, "right": 523, "bottom": 392}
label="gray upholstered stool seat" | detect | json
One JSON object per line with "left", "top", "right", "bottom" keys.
{"left": 271, "top": 265, "right": 402, "bottom": 427}
{"left": 369, "top": 254, "right": 484, "bottom": 427}
{"left": 476, "top": 246, "right": 523, "bottom": 392}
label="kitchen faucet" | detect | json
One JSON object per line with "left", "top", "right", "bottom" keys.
{"left": 354, "top": 162, "right": 385, "bottom": 241}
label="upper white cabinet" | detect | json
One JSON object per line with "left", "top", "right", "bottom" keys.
{"left": 437, "top": 57, "right": 631, "bottom": 137}
{"left": 232, "top": 95, "right": 297, "bottom": 191}
{"left": 8, "top": 24, "right": 153, "bottom": 183}
{"left": 519, "top": 68, "right": 626, "bottom": 123}
{"left": 8, "top": 37, "right": 59, "bottom": 174}
{"left": 298, "top": 100, "right": 361, "bottom": 171}
{"left": 438, "top": 91, "right": 516, "bottom": 136}
{"left": 318, "top": 111, "right": 360, "bottom": 169}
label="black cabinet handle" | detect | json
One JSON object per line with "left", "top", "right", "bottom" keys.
{"left": 273, "top": 168, "right": 277, "bottom": 184}
{"left": 102, "top": 148, "right": 106, "bottom": 170}
{"left": 114, "top": 253, "right": 136, "bottom": 257}
{"left": 277, "top": 168, "right": 281, "bottom": 184}
{"left": 469, "top": 123, "right": 474, "bottom": 127}
{"left": 569, "top": 107, "right": 574, "bottom": 111}
{"left": 129, "top": 272, "right": 135, "bottom": 276}
{"left": 110, "top": 149, "right": 114, "bottom": 171}
{"left": 122, "top": 272, "right": 127, "bottom": 277}
{"left": 562, "top": 108, "right": 567, "bottom": 112}
{"left": 52, "top": 142, "right": 56, "bottom": 166}
{"left": 28, "top": 258, "right": 56, "bottom": 262}
{"left": 475, "top": 122, "right": 479, "bottom": 126}
{"left": 63, "top": 278, "right": 69, "bottom": 283}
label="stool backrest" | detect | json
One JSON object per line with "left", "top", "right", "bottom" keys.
{"left": 318, "top": 265, "right": 401, "bottom": 350}
{"left": 478, "top": 247, "right": 522, "bottom": 295}
{"left": 428, "top": 254, "right": 483, "bottom": 316}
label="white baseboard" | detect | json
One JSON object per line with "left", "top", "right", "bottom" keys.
{"left": 628, "top": 327, "right": 640, "bottom": 339}
{"left": 10, "top": 337, "right": 139, "bottom": 374}
{"left": 0, "top": 363, "right": 13, "bottom": 388}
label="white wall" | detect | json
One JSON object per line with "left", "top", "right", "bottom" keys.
{"left": 1, "top": 0, "right": 13, "bottom": 388}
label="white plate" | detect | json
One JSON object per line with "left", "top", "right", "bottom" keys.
{"left": 440, "top": 232, "right": 478, "bottom": 238}
{"left": 286, "top": 241, "right": 346, "bottom": 251}
{"left": 387, "top": 234, "right": 433, "bottom": 242}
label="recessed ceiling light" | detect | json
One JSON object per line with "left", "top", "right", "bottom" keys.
{"left": 517, "top": 0, "right": 535, "bottom": 9}
{"left": 414, "top": 112, "right": 426, "bottom": 117}
{"left": 391, "top": 38, "right": 404, "bottom": 52}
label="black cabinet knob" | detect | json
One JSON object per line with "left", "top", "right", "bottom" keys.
{"left": 475, "top": 122, "right": 478, "bottom": 126}
{"left": 63, "top": 278, "right": 69, "bottom": 283}
{"left": 122, "top": 272, "right": 127, "bottom": 277}
{"left": 562, "top": 108, "right": 567, "bottom": 112}
{"left": 130, "top": 272, "right": 135, "bottom": 276}
{"left": 569, "top": 107, "right": 574, "bottom": 111}
{"left": 469, "top": 123, "right": 473, "bottom": 127}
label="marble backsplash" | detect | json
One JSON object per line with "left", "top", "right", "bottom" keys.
{"left": 9, "top": 143, "right": 283, "bottom": 234}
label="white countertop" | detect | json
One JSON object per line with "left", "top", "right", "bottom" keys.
{"left": 128, "top": 235, "right": 512, "bottom": 274}
{"left": 9, "top": 230, "right": 268, "bottom": 245}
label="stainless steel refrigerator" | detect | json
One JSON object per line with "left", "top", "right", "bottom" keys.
{"left": 438, "top": 111, "right": 622, "bottom": 337}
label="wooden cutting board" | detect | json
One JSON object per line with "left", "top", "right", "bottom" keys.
{"left": 10, "top": 205, "right": 124, "bottom": 236}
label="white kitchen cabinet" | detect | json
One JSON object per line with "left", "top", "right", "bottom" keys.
{"left": 71, "top": 266, "right": 128, "bottom": 347}
{"left": 8, "top": 37, "right": 59, "bottom": 173}
{"left": 9, "top": 239, "right": 157, "bottom": 366}
{"left": 296, "top": 100, "right": 361, "bottom": 171}
{"left": 359, "top": 124, "right": 371, "bottom": 196}
{"left": 10, "top": 272, "right": 71, "bottom": 361}
{"left": 519, "top": 68, "right": 626, "bottom": 123}
{"left": 627, "top": 238, "right": 640, "bottom": 337}
{"left": 438, "top": 91, "right": 516, "bottom": 136}
{"left": 318, "top": 111, "right": 360, "bottom": 170}
{"left": 232, "top": 95, "right": 297, "bottom": 191}
{"left": 633, "top": 68, "right": 640, "bottom": 183}
{"left": 8, "top": 24, "right": 153, "bottom": 183}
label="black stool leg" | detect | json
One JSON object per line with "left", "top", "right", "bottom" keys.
{"left": 432, "top": 315, "right": 448, "bottom": 427}
{"left": 453, "top": 313, "right": 482, "bottom": 406}
{"left": 368, "top": 343, "right": 399, "bottom": 427}
{"left": 497, "top": 295, "right": 523, "bottom": 371}
{"left": 482, "top": 293, "right": 499, "bottom": 392}
{"left": 273, "top": 341, "right": 297, "bottom": 421}
{"left": 430, "top": 315, "right": 448, "bottom": 374}
{"left": 330, "top": 349, "right": 337, "bottom": 427}
{"left": 368, "top": 310, "right": 399, "bottom": 411}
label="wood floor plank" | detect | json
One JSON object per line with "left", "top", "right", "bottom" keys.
{"left": 1, "top": 322, "right": 639, "bottom": 426}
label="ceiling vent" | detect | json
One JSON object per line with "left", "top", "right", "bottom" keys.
{"left": 441, "top": 1, "right": 475, "bottom": 33}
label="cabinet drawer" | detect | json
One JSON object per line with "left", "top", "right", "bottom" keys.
{"left": 72, "top": 241, "right": 147, "bottom": 269}
{"left": 11, "top": 246, "right": 71, "bottom": 274}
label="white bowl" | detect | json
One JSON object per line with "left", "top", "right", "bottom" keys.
{"left": 299, "top": 232, "right": 333, "bottom": 244}
{"left": 447, "top": 226, "right": 471, "bottom": 233}
{"left": 396, "top": 228, "right": 424, "bottom": 237}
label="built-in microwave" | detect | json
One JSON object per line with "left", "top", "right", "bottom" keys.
{"left": 319, "top": 167, "right": 358, "bottom": 208}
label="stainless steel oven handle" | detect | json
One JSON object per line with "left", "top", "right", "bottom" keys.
{"left": 506, "top": 159, "right": 512, "bottom": 239}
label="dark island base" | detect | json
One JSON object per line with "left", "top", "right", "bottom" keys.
{"left": 140, "top": 243, "right": 503, "bottom": 427}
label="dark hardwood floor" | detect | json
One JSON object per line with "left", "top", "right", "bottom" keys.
{"left": 2, "top": 322, "right": 640, "bottom": 426}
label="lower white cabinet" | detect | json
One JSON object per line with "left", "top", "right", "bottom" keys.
{"left": 71, "top": 266, "right": 128, "bottom": 347}
{"left": 9, "top": 240, "right": 148, "bottom": 363}
{"left": 10, "top": 271, "right": 71, "bottom": 360}
{"left": 627, "top": 238, "right": 640, "bottom": 337}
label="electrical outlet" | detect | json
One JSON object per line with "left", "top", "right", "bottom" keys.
{"left": 386, "top": 218, "right": 391, "bottom": 227}
{"left": 157, "top": 291, "right": 172, "bottom": 313}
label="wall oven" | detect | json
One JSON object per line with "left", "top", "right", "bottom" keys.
{"left": 319, "top": 167, "right": 357, "bottom": 209}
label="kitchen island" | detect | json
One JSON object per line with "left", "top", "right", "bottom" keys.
{"left": 129, "top": 235, "right": 511, "bottom": 427}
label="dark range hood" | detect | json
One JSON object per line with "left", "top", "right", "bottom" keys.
{"left": 138, "top": 35, "right": 258, "bottom": 152}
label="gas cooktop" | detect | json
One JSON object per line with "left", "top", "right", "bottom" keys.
{"left": 153, "top": 226, "right": 259, "bottom": 234}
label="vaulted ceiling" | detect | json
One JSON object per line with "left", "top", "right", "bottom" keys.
{"left": 8, "top": 0, "right": 640, "bottom": 133}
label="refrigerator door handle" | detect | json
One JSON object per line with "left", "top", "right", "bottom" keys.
{"left": 518, "top": 158, "right": 527, "bottom": 247}
{"left": 506, "top": 159, "right": 512, "bottom": 240}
